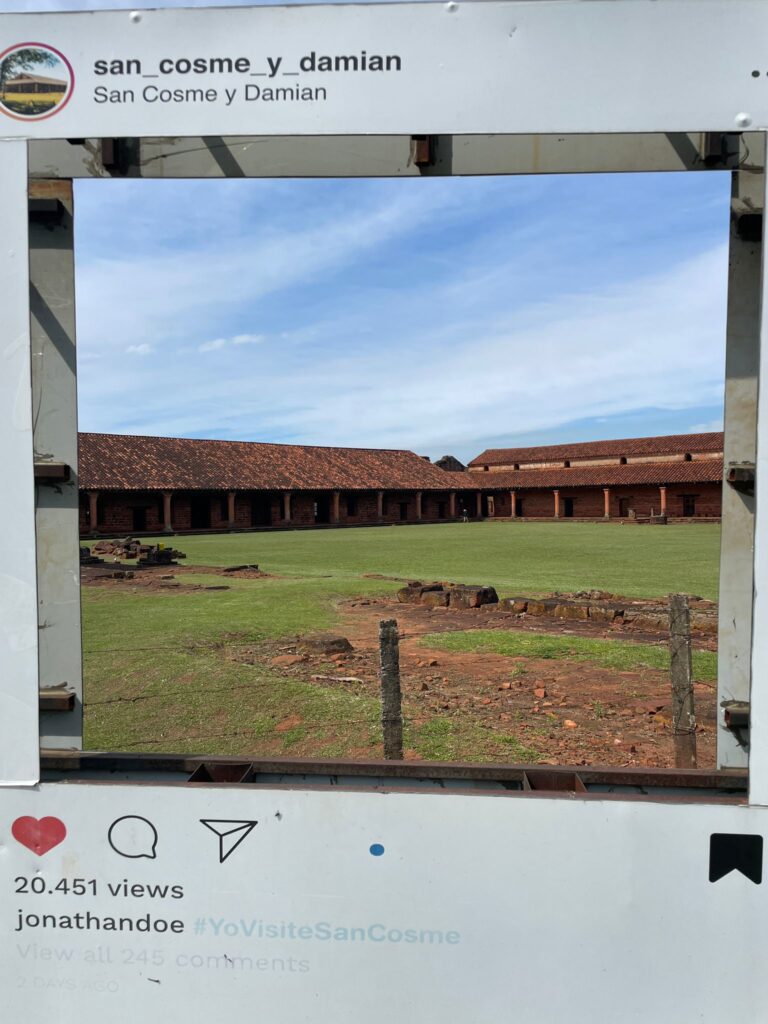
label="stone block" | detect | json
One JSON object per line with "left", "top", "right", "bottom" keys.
{"left": 628, "top": 613, "right": 668, "bottom": 631}
{"left": 448, "top": 585, "right": 499, "bottom": 609}
{"left": 588, "top": 605, "right": 617, "bottom": 622}
{"left": 554, "top": 602, "right": 589, "bottom": 620}
{"left": 690, "top": 611, "right": 718, "bottom": 635}
{"left": 300, "top": 634, "right": 354, "bottom": 654}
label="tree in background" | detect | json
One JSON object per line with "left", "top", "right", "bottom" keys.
{"left": 0, "top": 48, "right": 59, "bottom": 92}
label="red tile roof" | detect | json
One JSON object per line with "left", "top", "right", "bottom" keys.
{"left": 469, "top": 432, "right": 724, "bottom": 467}
{"left": 474, "top": 460, "right": 722, "bottom": 490}
{"left": 78, "top": 433, "right": 454, "bottom": 492}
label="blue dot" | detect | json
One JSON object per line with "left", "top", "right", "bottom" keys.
{"left": 369, "top": 843, "right": 385, "bottom": 857}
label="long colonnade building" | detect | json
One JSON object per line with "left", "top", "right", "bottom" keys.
{"left": 467, "top": 432, "right": 723, "bottom": 520}
{"left": 78, "top": 430, "right": 724, "bottom": 536}
{"left": 78, "top": 433, "right": 482, "bottom": 535}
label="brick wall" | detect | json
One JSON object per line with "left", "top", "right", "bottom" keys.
{"left": 421, "top": 492, "right": 452, "bottom": 521}
{"left": 79, "top": 481, "right": 722, "bottom": 536}
{"left": 668, "top": 482, "right": 722, "bottom": 518}
{"left": 517, "top": 491, "right": 557, "bottom": 518}
{"left": 88, "top": 492, "right": 165, "bottom": 534}
{"left": 485, "top": 491, "right": 512, "bottom": 517}
{"left": 562, "top": 490, "right": 606, "bottom": 518}
{"left": 338, "top": 492, "right": 380, "bottom": 524}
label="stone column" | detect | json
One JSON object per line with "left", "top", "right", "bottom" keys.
{"left": 476, "top": 491, "right": 483, "bottom": 518}
{"left": 449, "top": 491, "right": 457, "bottom": 518}
{"left": 88, "top": 490, "right": 100, "bottom": 534}
{"left": 332, "top": 491, "right": 341, "bottom": 524}
{"left": 227, "top": 490, "right": 236, "bottom": 530}
{"left": 553, "top": 489, "right": 561, "bottom": 519}
{"left": 416, "top": 490, "right": 423, "bottom": 521}
{"left": 162, "top": 490, "right": 173, "bottom": 533}
{"left": 659, "top": 486, "right": 667, "bottom": 515}
{"left": 283, "top": 492, "right": 292, "bottom": 523}
{"left": 510, "top": 491, "right": 517, "bottom": 519}
{"left": 603, "top": 487, "right": 611, "bottom": 519}
{"left": 377, "top": 491, "right": 384, "bottom": 521}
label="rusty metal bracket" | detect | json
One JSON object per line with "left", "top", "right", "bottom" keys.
{"left": 39, "top": 687, "right": 75, "bottom": 713}
{"left": 723, "top": 700, "right": 750, "bottom": 729}
{"left": 702, "top": 132, "right": 741, "bottom": 169}
{"left": 34, "top": 461, "right": 71, "bottom": 483}
{"left": 28, "top": 198, "right": 66, "bottom": 228}
{"left": 736, "top": 212, "right": 763, "bottom": 243}
{"left": 411, "top": 135, "right": 436, "bottom": 168}
{"left": 101, "top": 137, "right": 141, "bottom": 176}
{"left": 727, "top": 461, "right": 755, "bottom": 495}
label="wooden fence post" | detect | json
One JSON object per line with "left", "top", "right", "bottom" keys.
{"left": 668, "top": 593, "right": 697, "bottom": 768}
{"left": 379, "top": 619, "right": 403, "bottom": 760}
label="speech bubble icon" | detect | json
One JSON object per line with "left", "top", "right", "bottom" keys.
{"left": 108, "top": 815, "right": 158, "bottom": 859}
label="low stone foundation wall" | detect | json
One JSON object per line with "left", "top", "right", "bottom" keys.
{"left": 500, "top": 592, "right": 717, "bottom": 635}
{"left": 396, "top": 582, "right": 717, "bottom": 636}
{"left": 397, "top": 581, "right": 499, "bottom": 609}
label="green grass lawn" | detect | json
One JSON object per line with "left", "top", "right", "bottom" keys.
{"left": 422, "top": 629, "right": 718, "bottom": 682}
{"left": 147, "top": 520, "right": 720, "bottom": 599}
{"left": 83, "top": 522, "right": 720, "bottom": 757}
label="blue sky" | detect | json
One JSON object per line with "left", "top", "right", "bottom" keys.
{"left": 11, "top": 0, "right": 732, "bottom": 462}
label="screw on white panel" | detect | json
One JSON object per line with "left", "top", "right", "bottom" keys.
{"left": 735, "top": 112, "right": 753, "bottom": 128}
{"left": 129, "top": 11, "right": 142, "bottom": 22}
{"left": 445, "top": 2, "right": 459, "bottom": 11}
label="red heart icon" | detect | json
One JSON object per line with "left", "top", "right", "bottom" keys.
{"left": 12, "top": 816, "right": 67, "bottom": 856}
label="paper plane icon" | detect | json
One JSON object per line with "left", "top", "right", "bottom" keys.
{"left": 200, "top": 819, "right": 258, "bottom": 863}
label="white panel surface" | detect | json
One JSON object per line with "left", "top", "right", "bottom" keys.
{"left": 748, "top": 167, "right": 768, "bottom": 804}
{"left": 0, "top": 2, "right": 767, "bottom": 139}
{"left": 0, "top": 142, "right": 39, "bottom": 786}
{"left": 0, "top": 784, "right": 765, "bottom": 1023}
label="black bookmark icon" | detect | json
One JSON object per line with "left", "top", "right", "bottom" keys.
{"left": 709, "top": 833, "right": 763, "bottom": 884}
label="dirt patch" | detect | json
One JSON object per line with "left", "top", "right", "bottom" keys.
{"left": 80, "top": 563, "right": 269, "bottom": 592}
{"left": 83, "top": 566, "right": 717, "bottom": 767}
{"left": 301, "top": 596, "right": 715, "bottom": 768}
{"left": 219, "top": 587, "right": 717, "bottom": 767}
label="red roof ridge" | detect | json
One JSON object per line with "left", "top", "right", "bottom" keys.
{"left": 470, "top": 431, "right": 724, "bottom": 466}
{"left": 79, "top": 431, "right": 417, "bottom": 457}
{"left": 77, "top": 432, "right": 453, "bottom": 491}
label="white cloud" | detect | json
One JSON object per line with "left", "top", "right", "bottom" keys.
{"left": 231, "top": 245, "right": 728, "bottom": 454}
{"left": 73, "top": 175, "right": 730, "bottom": 458}
{"left": 125, "top": 343, "right": 152, "bottom": 355}
{"left": 196, "top": 333, "right": 263, "bottom": 352}
{"left": 232, "top": 334, "right": 263, "bottom": 346}
{"left": 75, "top": 182, "right": 474, "bottom": 360}
{"left": 83, "top": 243, "right": 728, "bottom": 458}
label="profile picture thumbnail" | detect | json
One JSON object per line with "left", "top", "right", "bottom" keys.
{"left": 0, "top": 43, "right": 73, "bottom": 120}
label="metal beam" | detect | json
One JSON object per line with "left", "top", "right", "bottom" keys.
{"left": 0, "top": 142, "right": 40, "bottom": 785}
{"left": 717, "top": 134, "right": 764, "bottom": 769}
{"left": 29, "top": 178, "right": 84, "bottom": 751}
{"left": 29, "top": 133, "right": 732, "bottom": 180}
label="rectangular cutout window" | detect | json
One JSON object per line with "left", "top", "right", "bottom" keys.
{"left": 25, "top": 132, "right": 737, "bottom": 794}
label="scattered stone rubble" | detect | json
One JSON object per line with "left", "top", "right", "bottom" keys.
{"left": 79, "top": 545, "right": 104, "bottom": 566}
{"left": 498, "top": 591, "right": 717, "bottom": 635}
{"left": 397, "top": 581, "right": 499, "bottom": 609}
{"left": 91, "top": 537, "right": 187, "bottom": 565}
{"left": 395, "top": 582, "right": 717, "bottom": 635}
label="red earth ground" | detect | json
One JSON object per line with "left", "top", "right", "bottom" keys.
{"left": 81, "top": 565, "right": 716, "bottom": 768}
